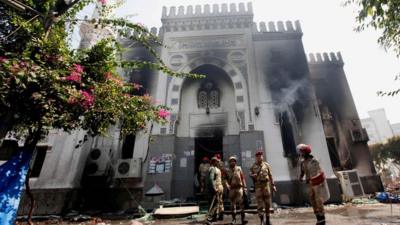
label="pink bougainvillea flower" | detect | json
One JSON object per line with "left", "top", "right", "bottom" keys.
{"left": 132, "top": 83, "right": 142, "bottom": 90}
{"left": 73, "top": 64, "right": 84, "bottom": 73}
{"left": 80, "top": 90, "right": 94, "bottom": 109}
{"left": 104, "top": 72, "right": 113, "bottom": 80}
{"left": 158, "top": 108, "right": 170, "bottom": 119}
{"left": 66, "top": 71, "right": 82, "bottom": 83}
{"left": 0, "top": 56, "right": 8, "bottom": 63}
{"left": 98, "top": 0, "right": 107, "bottom": 5}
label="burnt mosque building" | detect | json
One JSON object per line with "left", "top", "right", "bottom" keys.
{"left": 2, "top": 2, "right": 382, "bottom": 215}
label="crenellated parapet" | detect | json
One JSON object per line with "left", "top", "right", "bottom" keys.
{"left": 162, "top": 2, "right": 253, "bottom": 19}
{"left": 252, "top": 20, "right": 303, "bottom": 41}
{"left": 308, "top": 52, "right": 344, "bottom": 67}
{"left": 161, "top": 3, "right": 254, "bottom": 32}
{"left": 252, "top": 21, "right": 302, "bottom": 33}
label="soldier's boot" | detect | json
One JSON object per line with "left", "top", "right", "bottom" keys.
{"left": 230, "top": 213, "right": 236, "bottom": 225}
{"left": 265, "top": 214, "right": 272, "bottom": 225}
{"left": 316, "top": 215, "right": 326, "bottom": 225}
{"left": 259, "top": 214, "right": 265, "bottom": 225}
{"left": 240, "top": 212, "right": 248, "bottom": 225}
{"left": 218, "top": 212, "right": 224, "bottom": 221}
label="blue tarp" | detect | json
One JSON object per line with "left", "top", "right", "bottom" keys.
{"left": 375, "top": 192, "right": 400, "bottom": 203}
{"left": 0, "top": 149, "right": 33, "bottom": 225}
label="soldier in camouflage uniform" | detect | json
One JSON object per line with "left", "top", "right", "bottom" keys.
{"left": 214, "top": 153, "right": 225, "bottom": 220}
{"left": 225, "top": 156, "right": 248, "bottom": 225}
{"left": 199, "top": 157, "right": 211, "bottom": 193}
{"left": 250, "top": 151, "right": 276, "bottom": 225}
{"left": 297, "top": 144, "right": 327, "bottom": 225}
{"left": 206, "top": 156, "right": 224, "bottom": 224}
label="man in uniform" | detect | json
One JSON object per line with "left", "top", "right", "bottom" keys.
{"left": 214, "top": 153, "right": 225, "bottom": 219}
{"left": 199, "top": 157, "right": 211, "bottom": 193}
{"left": 250, "top": 151, "right": 276, "bottom": 225}
{"left": 206, "top": 156, "right": 224, "bottom": 224}
{"left": 297, "top": 144, "right": 328, "bottom": 225}
{"left": 225, "top": 156, "right": 248, "bottom": 225}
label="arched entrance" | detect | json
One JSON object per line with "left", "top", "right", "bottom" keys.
{"left": 177, "top": 64, "right": 240, "bottom": 194}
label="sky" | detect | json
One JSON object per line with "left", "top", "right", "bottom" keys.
{"left": 76, "top": 0, "right": 400, "bottom": 123}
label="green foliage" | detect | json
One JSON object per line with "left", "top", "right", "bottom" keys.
{"left": 0, "top": 0, "right": 198, "bottom": 145}
{"left": 369, "top": 136, "right": 400, "bottom": 172}
{"left": 346, "top": 0, "right": 400, "bottom": 56}
{"left": 346, "top": 0, "right": 400, "bottom": 96}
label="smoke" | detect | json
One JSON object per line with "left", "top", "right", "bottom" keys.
{"left": 278, "top": 78, "right": 308, "bottom": 109}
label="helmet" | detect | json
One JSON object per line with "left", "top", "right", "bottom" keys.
{"left": 211, "top": 156, "right": 220, "bottom": 162}
{"left": 228, "top": 156, "right": 237, "bottom": 162}
{"left": 296, "top": 144, "right": 311, "bottom": 154}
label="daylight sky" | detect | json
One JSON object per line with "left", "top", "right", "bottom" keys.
{"left": 76, "top": 0, "right": 400, "bottom": 123}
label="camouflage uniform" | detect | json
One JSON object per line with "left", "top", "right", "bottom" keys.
{"left": 225, "top": 165, "right": 247, "bottom": 223}
{"left": 216, "top": 160, "right": 226, "bottom": 214}
{"left": 207, "top": 165, "right": 224, "bottom": 221}
{"left": 199, "top": 162, "right": 210, "bottom": 193}
{"left": 251, "top": 161, "right": 273, "bottom": 217}
{"left": 300, "top": 158, "right": 327, "bottom": 218}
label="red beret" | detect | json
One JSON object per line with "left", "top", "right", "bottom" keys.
{"left": 255, "top": 150, "right": 263, "bottom": 156}
{"left": 296, "top": 144, "right": 312, "bottom": 154}
{"left": 215, "top": 154, "right": 221, "bottom": 159}
{"left": 202, "top": 157, "right": 209, "bottom": 161}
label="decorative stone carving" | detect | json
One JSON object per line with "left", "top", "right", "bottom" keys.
{"left": 169, "top": 35, "right": 245, "bottom": 51}
{"left": 169, "top": 54, "right": 186, "bottom": 68}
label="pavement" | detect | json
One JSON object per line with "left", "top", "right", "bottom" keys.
{"left": 148, "top": 203, "right": 400, "bottom": 225}
{"left": 15, "top": 203, "right": 400, "bottom": 225}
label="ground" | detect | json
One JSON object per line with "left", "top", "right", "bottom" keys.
{"left": 150, "top": 203, "right": 400, "bottom": 225}
{"left": 17, "top": 203, "right": 400, "bottom": 225}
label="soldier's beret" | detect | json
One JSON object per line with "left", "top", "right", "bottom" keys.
{"left": 255, "top": 150, "right": 263, "bottom": 156}
{"left": 202, "top": 157, "right": 209, "bottom": 161}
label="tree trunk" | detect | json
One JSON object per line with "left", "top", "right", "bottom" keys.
{"left": 25, "top": 168, "right": 35, "bottom": 225}
{"left": 23, "top": 127, "right": 42, "bottom": 225}
{"left": 0, "top": 110, "right": 14, "bottom": 143}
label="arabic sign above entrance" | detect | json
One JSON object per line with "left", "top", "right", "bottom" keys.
{"left": 168, "top": 35, "right": 245, "bottom": 51}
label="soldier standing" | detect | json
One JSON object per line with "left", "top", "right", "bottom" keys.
{"left": 214, "top": 153, "right": 225, "bottom": 219}
{"left": 199, "top": 157, "right": 211, "bottom": 193}
{"left": 297, "top": 144, "right": 328, "bottom": 225}
{"left": 206, "top": 156, "right": 224, "bottom": 224}
{"left": 225, "top": 156, "right": 248, "bottom": 225}
{"left": 250, "top": 151, "right": 276, "bottom": 225}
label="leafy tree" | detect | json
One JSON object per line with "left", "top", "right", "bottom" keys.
{"left": 345, "top": 0, "right": 400, "bottom": 96}
{"left": 369, "top": 136, "right": 400, "bottom": 176}
{"left": 0, "top": 0, "right": 200, "bottom": 222}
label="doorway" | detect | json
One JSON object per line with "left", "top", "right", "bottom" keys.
{"left": 194, "top": 136, "right": 223, "bottom": 193}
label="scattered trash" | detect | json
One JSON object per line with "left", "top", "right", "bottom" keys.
{"left": 351, "top": 198, "right": 379, "bottom": 205}
{"left": 375, "top": 192, "right": 400, "bottom": 203}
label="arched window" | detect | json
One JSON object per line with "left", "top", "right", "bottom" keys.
{"left": 198, "top": 91, "right": 208, "bottom": 108}
{"left": 197, "top": 81, "right": 220, "bottom": 109}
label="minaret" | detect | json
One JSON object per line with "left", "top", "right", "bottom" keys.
{"left": 79, "top": 1, "right": 115, "bottom": 49}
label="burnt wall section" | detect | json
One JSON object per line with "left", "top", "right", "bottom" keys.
{"left": 142, "top": 135, "right": 175, "bottom": 209}
{"left": 119, "top": 41, "right": 160, "bottom": 97}
{"left": 308, "top": 52, "right": 382, "bottom": 193}
{"left": 171, "top": 137, "right": 195, "bottom": 200}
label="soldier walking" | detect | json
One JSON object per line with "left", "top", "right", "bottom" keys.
{"left": 250, "top": 151, "right": 276, "bottom": 225}
{"left": 225, "top": 156, "right": 248, "bottom": 225}
{"left": 199, "top": 157, "right": 211, "bottom": 193}
{"left": 297, "top": 144, "right": 329, "bottom": 225}
{"left": 214, "top": 153, "right": 225, "bottom": 219}
{"left": 206, "top": 156, "right": 224, "bottom": 224}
